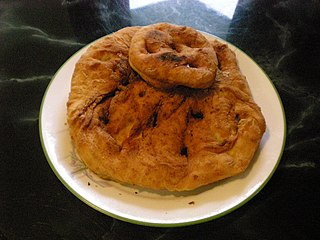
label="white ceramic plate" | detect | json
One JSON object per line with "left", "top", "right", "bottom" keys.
{"left": 39, "top": 32, "right": 286, "bottom": 227}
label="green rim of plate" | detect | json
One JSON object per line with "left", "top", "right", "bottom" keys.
{"left": 39, "top": 32, "right": 287, "bottom": 227}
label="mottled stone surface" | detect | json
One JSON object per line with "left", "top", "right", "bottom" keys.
{"left": 1, "top": 0, "right": 319, "bottom": 239}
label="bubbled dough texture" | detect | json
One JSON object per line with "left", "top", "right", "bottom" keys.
{"left": 129, "top": 23, "right": 218, "bottom": 89}
{"left": 67, "top": 25, "right": 266, "bottom": 191}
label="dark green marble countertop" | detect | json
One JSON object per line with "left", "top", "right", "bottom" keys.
{"left": 1, "top": 0, "right": 319, "bottom": 239}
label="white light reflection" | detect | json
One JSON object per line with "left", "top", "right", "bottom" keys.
{"left": 199, "top": 0, "right": 239, "bottom": 19}
{"left": 130, "top": 0, "right": 167, "bottom": 9}
{"left": 130, "top": 0, "right": 239, "bottom": 19}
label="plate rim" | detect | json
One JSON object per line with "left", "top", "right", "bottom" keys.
{"left": 39, "top": 31, "right": 287, "bottom": 227}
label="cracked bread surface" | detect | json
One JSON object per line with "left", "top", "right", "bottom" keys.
{"left": 67, "top": 25, "right": 266, "bottom": 191}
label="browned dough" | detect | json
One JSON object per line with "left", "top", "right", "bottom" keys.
{"left": 67, "top": 24, "right": 266, "bottom": 191}
{"left": 129, "top": 23, "right": 218, "bottom": 89}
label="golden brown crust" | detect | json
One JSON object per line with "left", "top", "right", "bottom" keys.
{"left": 129, "top": 23, "right": 218, "bottom": 89}
{"left": 67, "top": 24, "right": 266, "bottom": 191}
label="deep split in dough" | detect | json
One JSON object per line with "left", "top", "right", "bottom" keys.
{"left": 67, "top": 23, "right": 266, "bottom": 191}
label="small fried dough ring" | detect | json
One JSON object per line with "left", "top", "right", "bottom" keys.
{"left": 129, "top": 23, "right": 218, "bottom": 89}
